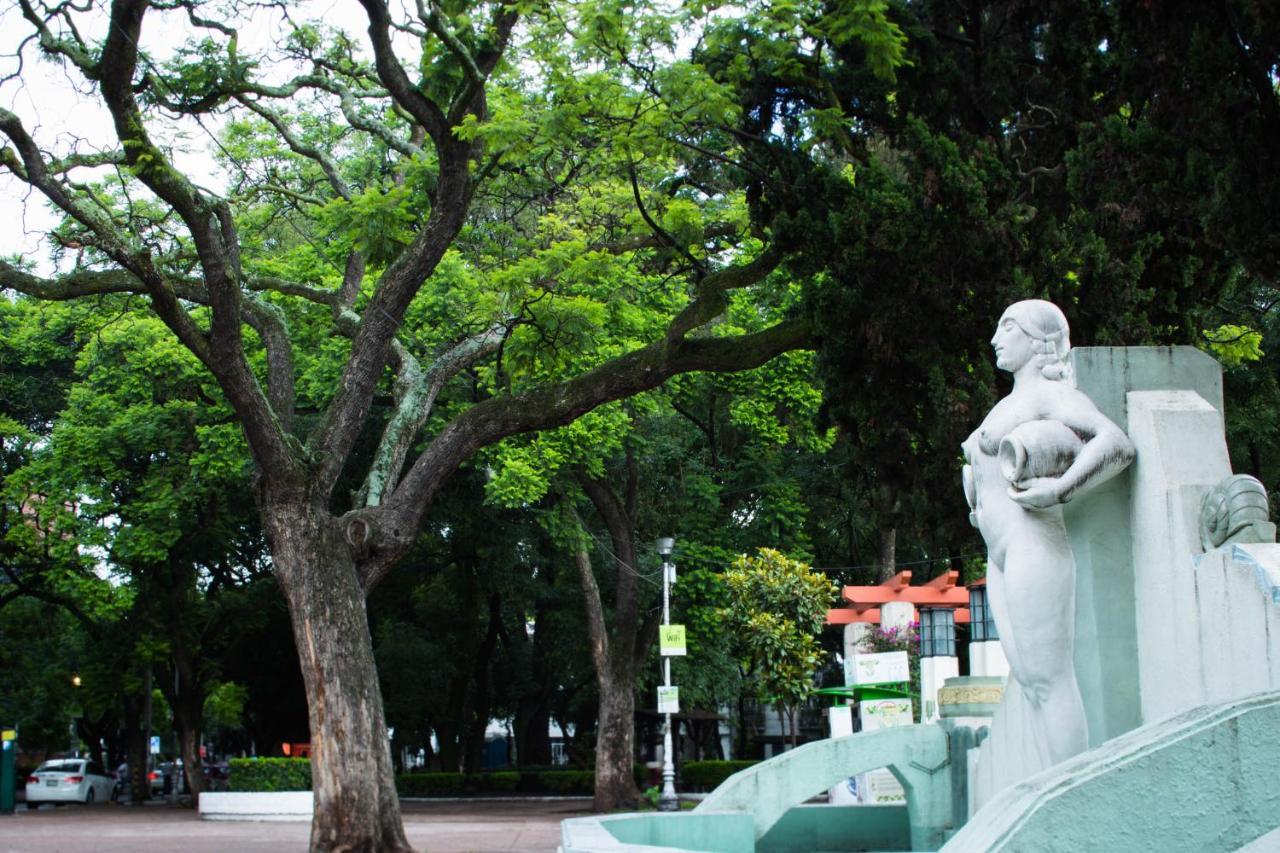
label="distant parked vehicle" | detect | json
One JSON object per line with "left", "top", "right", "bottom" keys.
{"left": 25, "top": 759, "right": 114, "bottom": 807}
{"left": 156, "top": 761, "right": 188, "bottom": 795}
{"left": 112, "top": 762, "right": 165, "bottom": 800}
{"left": 203, "top": 761, "right": 230, "bottom": 792}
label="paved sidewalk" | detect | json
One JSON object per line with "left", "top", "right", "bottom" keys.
{"left": 0, "top": 798, "right": 594, "bottom": 852}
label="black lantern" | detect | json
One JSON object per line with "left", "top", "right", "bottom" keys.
{"left": 968, "top": 583, "right": 999, "bottom": 642}
{"left": 919, "top": 607, "right": 956, "bottom": 658}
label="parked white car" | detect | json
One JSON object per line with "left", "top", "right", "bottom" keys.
{"left": 25, "top": 758, "right": 115, "bottom": 807}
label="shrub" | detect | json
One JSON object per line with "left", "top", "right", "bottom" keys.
{"left": 486, "top": 771, "right": 519, "bottom": 793}
{"left": 229, "top": 758, "right": 312, "bottom": 792}
{"left": 523, "top": 769, "right": 595, "bottom": 795}
{"left": 680, "top": 760, "right": 759, "bottom": 792}
{"left": 395, "top": 773, "right": 465, "bottom": 796}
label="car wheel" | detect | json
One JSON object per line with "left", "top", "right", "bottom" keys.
{"left": 85, "top": 788, "right": 96, "bottom": 805}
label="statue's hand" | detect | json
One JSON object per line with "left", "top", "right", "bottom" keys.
{"left": 1008, "top": 478, "right": 1062, "bottom": 509}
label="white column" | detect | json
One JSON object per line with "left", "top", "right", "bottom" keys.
{"left": 881, "top": 601, "right": 915, "bottom": 630}
{"left": 968, "top": 640, "right": 1010, "bottom": 678}
{"left": 920, "top": 656, "right": 960, "bottom": 723}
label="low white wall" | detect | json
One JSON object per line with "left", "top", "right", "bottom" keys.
{"left": 198, "top": 791, "right": 313, "bottom": 822}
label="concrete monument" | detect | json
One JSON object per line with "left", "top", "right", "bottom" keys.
{"left": 961, "top": 300, "right": 1135, "bottom": 767}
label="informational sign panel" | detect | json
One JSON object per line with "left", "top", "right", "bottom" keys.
{"left": 659, "top": 624, "right": 687, "bottom": 656}
{"left": 860, "top": 698, "right": 914, "bottom": 730}
{"left": 150, "top": 735, "right": 161, "bottom": 755}
{"left": 853, "top": 697, "right": 914, "bottom": 804}
{"left": 657, "top": 686, "right": 680, "bottom": 714}
{"left": 846, "top": 650, "right": 910, "bottom": 686}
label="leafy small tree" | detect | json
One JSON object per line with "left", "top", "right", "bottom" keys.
{"left": 721, "top": 548, "right": 834, "bottom": 750}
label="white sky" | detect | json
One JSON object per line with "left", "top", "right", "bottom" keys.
{"left": 1, "top": 0, "right": 708, "bottom": 274}
{"left": 0, "top": 0, "right": 375, "bottom": 272}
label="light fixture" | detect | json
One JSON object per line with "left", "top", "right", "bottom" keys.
{"left": 919, "top": 607, "right": 956, "bottom": 658}
{"left": 968, "top": 582, "right": 999, "bottom": 642}
{"left": 656, "top": 537, "right": 675, "bottom": 557}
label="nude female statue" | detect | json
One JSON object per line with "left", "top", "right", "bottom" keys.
{"left": 962, "top": 300, "right": 1135, "bottom": 765}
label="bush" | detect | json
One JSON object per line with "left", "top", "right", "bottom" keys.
{"left": 680, "top": 760, "right": 758, "bottom": 792}
{"left": 229, "top": 758, "right": 312, "bottom": 792}
{"left": 535, "top": 768, "right": 593, "bottom": 794}
{"left": 486, "top": 771, "right": 519, "bottom": 793}
{"left": 395, "top": 773, "right": 466, "bottom": 796}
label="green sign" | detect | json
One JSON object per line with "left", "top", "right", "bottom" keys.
{"left": 0, "top": 730, "right": 14, "bottom": 741}
{"left": 657, "top": 686, "right": 680, "bottom": 714}
{"left": 659, "top": 624, "right": 687, "bottom": 656}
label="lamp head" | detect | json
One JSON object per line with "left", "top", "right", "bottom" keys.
{"left": 655, "top": 537, "right": 675, "bottom": 557}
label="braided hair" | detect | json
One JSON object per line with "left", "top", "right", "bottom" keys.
{"left": 1002, "top": 299, "right": 1074, "bottom": 385}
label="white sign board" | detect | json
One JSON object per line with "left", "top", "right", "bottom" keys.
{"left": 657, "top": 686, "right": 680, "bottom": 714}
{"left": 850, "top": 697, "right": 914, "bottom": 806}
{"left": 659, "top": 625, "right": 687, "bottom": 656}
{"left": 846, "top": 651, "right": 910, "bottom": 686}
{"left": 859, "top": 698, "right": 914, "bottom": 731}
{"left": 149, "top": 735, "right": 161, "bottom": 755}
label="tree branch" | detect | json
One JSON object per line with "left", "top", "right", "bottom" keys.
{"left": 97, "top": 0, "right": 295, "bottom": 477}
{"left": 355, "top": 317, "right": 812, "bottom": 589}
{"left": 356, "top": 322, "right": 507, "bottom": 508}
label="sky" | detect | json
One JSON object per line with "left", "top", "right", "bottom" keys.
{"left": 0, "top": 0, "right": 376, "bottom": 273}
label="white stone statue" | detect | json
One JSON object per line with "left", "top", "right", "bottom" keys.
{"left": 962, "top": 300, "right": 1135, "bottom": 766}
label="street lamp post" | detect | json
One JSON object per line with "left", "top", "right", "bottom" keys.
{"left": 656, "top": 536, "right": 678, "bottom": 812}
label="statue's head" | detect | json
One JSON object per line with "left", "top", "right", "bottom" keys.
{"left": 995, "top": 299, "right": 1072, "bottom": 382}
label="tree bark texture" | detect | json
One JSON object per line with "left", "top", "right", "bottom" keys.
{"left": 876, "top": 526, "right": 897, "bottom": 584}
{"left": 266, "top": 504, "right": 410, "bottom": 853}
{"left": 593, "top": 669, "right": 638, "bottom": 810}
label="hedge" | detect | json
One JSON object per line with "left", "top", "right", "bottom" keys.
{"left": 229, "top": 758, "right": 313, "bottom": 792}
{"left": 396, "top": 769, "right": 598, "bottom": 796}
{"left": 680, "top": 760, "right": 759, "bottom": 792}
{"left": 229, "top": 760, "right": 652, "bottom": 796}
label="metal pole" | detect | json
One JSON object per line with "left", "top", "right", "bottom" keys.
{"left": 658, "top": 543, "right": 678, "bottom": 812}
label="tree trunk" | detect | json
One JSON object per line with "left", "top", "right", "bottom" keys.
{"left": 462, "top": 591, "right": 502, "bottom": 774}
{"left": 594, "top": 669, "right": 638, "bottom": 811}
{"left": 175, "top": 712, "right": 204, "bottom": 805}
{"left": 876, "top": 526, "right": 896, "bottom": 583}
{"left": 121, "top": 665, "right": 152, "bottom": 803}
{"left": 168, "top": 618, "right": 205, "bottom": 804}
{"left": 267, "top": 504, "right": 410, "bottom": 853}
{"left": 515, "top": 703, "right": 552, "bottom": 766}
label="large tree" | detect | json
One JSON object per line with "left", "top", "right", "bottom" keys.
{"left": 695, "top": 0, "right": 1280, "bottom": 575}
{"left": 0, "top": 0, "right": 816, "bottom": 847}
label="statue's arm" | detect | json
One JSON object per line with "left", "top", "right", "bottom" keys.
{"left": 1009, "top": 396, "right": 1136, "bottom": 509}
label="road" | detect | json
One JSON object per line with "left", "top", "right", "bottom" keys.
{"left": 0, "top": 798, "right": 595, "bottom": 852}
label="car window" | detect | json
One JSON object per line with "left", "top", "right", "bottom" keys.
{"left": 38, "top": 760, "right": 82, "bottom": 773}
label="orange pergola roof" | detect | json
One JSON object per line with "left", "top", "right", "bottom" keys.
{"left": 826, "top": 569, "right": 971, "bottom": 625}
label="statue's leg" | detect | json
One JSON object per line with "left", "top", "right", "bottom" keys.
{"left": 1000, "top": 529, "right": 1088, "bottom": 765}
{"left": 984, "top": 559, "right": 1026, "bottom": 680}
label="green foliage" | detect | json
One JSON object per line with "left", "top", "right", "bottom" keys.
{"left": 393, "top": 769, "right": 607, "bottom": 796}
{"left": 521, "top": 769, "right": 596, "bottom": 795}
{"left": 203, "top": 681, "right": 250, "bottom": 732}
{"left": 720, "top": 549, "right": 835, "bottom": 712}
{"left": 394, "top": 772, "right": 464, "bottom": 796}
{"left": 229, "top": 758, "right": 313, "bottom": 792}
{"left": 1203, "top": 325, "right": 1264, "bottom": 368}
{"left": 679, "top": 759, "right": 759, "bottom": 792}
